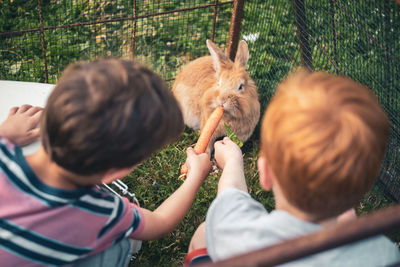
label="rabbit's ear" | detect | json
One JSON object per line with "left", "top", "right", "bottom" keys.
{"left": 206, "top": 39, "right": 229, "bottom": 73}
{"left": 235, "top": 40, "right": 249, "bottom": 67}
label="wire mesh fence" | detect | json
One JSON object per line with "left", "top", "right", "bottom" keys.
{"left": 0, "top": 0, "right": 233, "bottom": 83}
{"left": 0, "top": 0, "right": 399, "bottom": 203}
{"left": 242, "top": 0, "right": 400, "bottom": 202}
{"left": 1, "top": 1, "right": 399, "bottom": 265}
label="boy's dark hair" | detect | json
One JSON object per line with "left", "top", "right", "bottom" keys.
{"left": 41, "top": 58, "right": 184, "bottom": 175}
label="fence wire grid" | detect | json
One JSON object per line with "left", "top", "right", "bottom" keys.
{"left": 243, "top": 0, "right": 400, "bottom": 202}
{"left": 0, "top": 0, "right": 399, "bottom": 203}
{"left": 1, "top": 0, "right": 233, "bottom": 83}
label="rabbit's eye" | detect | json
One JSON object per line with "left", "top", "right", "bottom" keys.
{"left": 238, "top": 84, "right": 244, "bottom": 91}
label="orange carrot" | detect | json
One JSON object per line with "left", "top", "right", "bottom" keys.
{"left": 180, "top": 106, "right": 224, "bottom": 175}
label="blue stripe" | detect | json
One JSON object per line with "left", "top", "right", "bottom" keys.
{"left": 0, "top": 159, "right": 63, "bottom": 206}
{"left": 0, "top": 148, "right": 114, "bottom": 215}
{"left": 98, "top": 197, "right": 124, "bottom": 239}
{"left": 1, "top": 161, "right": 114, "bottom": 213}
{"left": 0, "top": 238, "right": 69, "bottom": 266}
{"left": 89, "top": 187, "right": 116, "bottom": 202}
{"left": 1, "top": 144, "right": 108, "bottom": 211}
{"left": 114, "top": 231, "right": 127, "bottom": 244}
{"left": 132, "top": 208, "right": 142, "bottom": 231}
{"left": 73, "top": 199, "right": 114, "bottom": 215}
{"left": 70, "top": 188, "right": 117, "bottom": 216}
{"left": 0, "top": 141, "right": 15, "bottom": 158}
{"left": 13, "top": 149, "right": 90, "bottom": 200}
{"left": 0, "top": 219, "right": 91, "bottom": 255}
{"left": 0, "top": 144, "right": 87, "bottom": 206}
{"left": 114, "top": 207, "right": 142, "bottom": 244}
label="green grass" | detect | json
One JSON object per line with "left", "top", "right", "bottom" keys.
{"left": 122, "top": 128, "right": 273, "bottom": 266}
{"left": 1, "top": 0, "right": 399, "bottom": 265}
{"left": 357, "top": 186, "right": 400, "bottom": 246}
{"left": 122, "top": 126, "right": 400, "bottom": 266}
{"left": 124, "top": 129, "right": 399, "bottom": 266}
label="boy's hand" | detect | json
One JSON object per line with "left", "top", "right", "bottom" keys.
{"left": 214, "top": 137, "right": 243, "bottom": 170}
{"left": 214, "top": 137, "right": 247, "bottom": 193}
{"left": 185, "top": 147, "right": 212, "bottom": 182}
{"left": 337, "top": 208, "right": 357, "bottom": 223}
{"left": 135, "top": 148, "right": 211, "bottom": 240}
{"left": 0, "top": 105, "right": 43, "bottom": 146}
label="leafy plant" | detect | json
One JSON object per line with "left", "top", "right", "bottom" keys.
{"left": 224, "top": 123, "right": 243, "bottom": 148}
{"left": 0, "top": 1, "right": 398, "bottom": 265}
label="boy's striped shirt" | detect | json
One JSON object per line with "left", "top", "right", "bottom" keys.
{"left": 0, "top": 137, "right": 144, "bottom": 266}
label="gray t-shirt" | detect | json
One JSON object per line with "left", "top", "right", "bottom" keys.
{"left": 206, "top": 188, "right": 400, "bottom": 266}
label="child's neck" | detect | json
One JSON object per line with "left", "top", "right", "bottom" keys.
{"left": 25, "top": 147, "right": 100, "bottom": 190}
{"left": 273, "top": 186, "right": 338, "bottom": 227}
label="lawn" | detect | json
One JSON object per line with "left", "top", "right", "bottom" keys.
{"left": 0, "top": 0, "right": 399, "bottom": 266}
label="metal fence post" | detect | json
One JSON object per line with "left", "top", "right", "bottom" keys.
{"left": 38, "top": 0, "right": 49, "bottom": 83}
{"left": 211, "top": 0, "right": 219, "bottom": 42}
{"left": 384, "top": 0, "right": 392, "bottom": 107}
{"left": 227, "top": 0, "right": 245, "bottom": 61}
{"left": 293, "top": 0, "right": 313, "bottom": 71}
{"left": 131, "top": 0, "right": 137, "bottom": 59}
{"left": 329, "top": 0, "right": 339, "bottom": 74}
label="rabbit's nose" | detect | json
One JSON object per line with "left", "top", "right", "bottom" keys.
{"left": 220, "top": 101, "right": 230, "bottom": 111}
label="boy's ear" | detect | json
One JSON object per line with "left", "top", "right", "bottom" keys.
{"left": 257, "top": 156, "right": 274, "bottom": 191}
{"left": 101, "top": 167, "right": 134, "bottom": 184}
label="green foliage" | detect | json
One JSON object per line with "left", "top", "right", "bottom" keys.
{"left": 357, "top": 185, "right": 400, "bottom": 244}
{"left": 1, "top": 0, "right": 399, "bottom": 265}
{"left": 127, "top": 128, "right": 272, "bottom": 266}
{"left": 224, "top": 123, "right": 243, "bottom": 148}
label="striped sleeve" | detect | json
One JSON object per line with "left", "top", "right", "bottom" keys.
{"left": 0, "top": 219, "right": 91, "bottom": 266}
{"left": 0, "top": 137, "right": 144, "bottom": 266}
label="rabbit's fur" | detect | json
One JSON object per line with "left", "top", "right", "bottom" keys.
{"left": 172, "top": 39, "right": 260, "bottom": 153}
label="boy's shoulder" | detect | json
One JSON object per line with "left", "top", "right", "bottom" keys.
{"left": 205, "top": 188, "right": 400, "bottom": 265}
{"left": 292, "top": 235, "right": 400, "bottom": 267}
{"left": 206, "top": 188, "right": 321, "bottom": 259}
{"left": 206, "top": 187, "right": 320, "bottom": 230}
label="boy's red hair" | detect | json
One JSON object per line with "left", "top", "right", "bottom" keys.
{"left": 260, "top": 69, "right": 389, "bottom": 219}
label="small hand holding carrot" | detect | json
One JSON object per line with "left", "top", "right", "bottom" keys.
{"left": 180, "top": 106, "right": 224, "bottom": 175}
{"left": 184, "top": 147, "right": 212, "bottom": 182}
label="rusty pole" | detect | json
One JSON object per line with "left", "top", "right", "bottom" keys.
{"left": 211, "top": 0, "right": 219, "bottom": 42}
{"left": 227, "top": 0, "right": 245, "bottom": 61}
{"left": 384, "top": 0, "right": 392, "bottom": 108}
{"left": 38, "top": 0, "right": 49, "bottom": 83}
{"left": 131, "top": 0, "right": 137, "bottom": 59}
{"left": 293, "top": 0, "right": 313, "bottom": 71}
{"left": 329, "top": 0, "right": 339, "bottom": 74}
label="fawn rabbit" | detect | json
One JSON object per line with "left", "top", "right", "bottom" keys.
{"left": 172, "top": 39, "right": 260, "bottom": 153}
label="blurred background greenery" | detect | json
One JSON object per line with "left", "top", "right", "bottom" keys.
{"left": 1, "top": 0, "right": 399, "bottom": 266}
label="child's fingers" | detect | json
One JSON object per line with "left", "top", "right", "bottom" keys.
{"left": 26, "top": 106, "right": 43, "bottom": 116}
{"left": 31, "top": 109, "right": 43, "bottom": 123}
{"left": 186, "top": 147, "right": 209, "bottom": 159}
{"left": 214, "top": 140, "right": 223, "bottom": 150}
{"left": 186, "top": 147, "right": 195, "bottom": 156}
{"left": 215, "top": 137, "right": 230, "bottom": 149}
{"left": 17, "top": 105, "right": 33, "bottom": 113}
{"left": 8, "top": 107, "right": 18, "bottom": 116}
{"left": 29, "top": 128, "right": 41, "bottom": 140}
{"left": 222, "top": 136, "right": 232, "bottom": 144}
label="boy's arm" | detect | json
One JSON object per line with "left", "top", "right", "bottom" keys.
{"left": 214, "top": 137, "right": 248, "bottom": 194}
{"left": 133, "top": 147, "right": 211, "bottom": 240}
{"left": 0, "top": 105, "right": 43, "bottom": 146}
